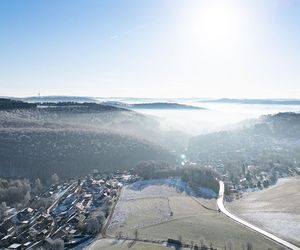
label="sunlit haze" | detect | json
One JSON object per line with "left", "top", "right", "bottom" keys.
{"left": 0, "top": 0, "right": 300, "bottom": 98}
{"left": 1, "top": 2, "right": 300, "bottom": 249}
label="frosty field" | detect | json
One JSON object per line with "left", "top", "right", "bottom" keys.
{"left": 228, "top": 176, "right": 300, "bottom": 247}
{"left": 101, "top": 179, "right": 280, "bottom": 250}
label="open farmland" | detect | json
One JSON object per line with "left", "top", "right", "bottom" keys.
{"left": 88, "top": 238, "right": 174, "bottom": 250}
{"left": 228, "top": 177, "right": 300, "bottom": 247}
{"left": 102, "top": 179, "right": 280, "bottom": 250}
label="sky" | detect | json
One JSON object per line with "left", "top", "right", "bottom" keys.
{"left": 0, "top": 0, "right": 300, "bottom": 98}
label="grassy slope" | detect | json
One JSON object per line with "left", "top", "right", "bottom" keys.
{"left": 107, "top": 184, "right": 280, "bottom": 250}
{"left": 88, "top": 239, "right": 172, "bottom": 250}
{"left": 228, "top": 177, "right": 300, "bottom": 246}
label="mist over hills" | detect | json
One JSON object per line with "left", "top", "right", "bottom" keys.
{"left": 1, "top": 97, "right": 299, "bottom": 181}
{"left": 0, "top": 99, "right": 177, "bottom": 179}
{"left": 188, "top": 112, "right": 300, "bottom": 174}
{"left": 7, "top": 95, "right": 300, "bottom": 106}
{"left": 102, "top": 101, "right": 205, "bottom": 110}
{"left": 130, "top": 102, "right": 206, "bottom": 110}
{"left": 199, "top": 98, "right": 300, "bottom": 105}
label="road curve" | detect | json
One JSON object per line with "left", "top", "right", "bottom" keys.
{"left": 217, "top": 181, "right": 300, "bottom": 250}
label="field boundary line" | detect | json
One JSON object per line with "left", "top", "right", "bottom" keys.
{"left": 191, "top": 196, "right": 218, "bottom": 212}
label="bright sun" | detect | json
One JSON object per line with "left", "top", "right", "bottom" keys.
{"left": 201, "top": 2, "right": 235, "bottom": 41}
{"left": 187, "top": 1, "right": 243, "bottom": 48}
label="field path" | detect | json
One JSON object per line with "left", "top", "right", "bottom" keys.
{"left": 102, "top": 187, "right": 123, "bottom": 237}
{"left": 217, "top": 181, "right": 300, "bottom": 250}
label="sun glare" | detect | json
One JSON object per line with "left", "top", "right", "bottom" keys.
{"left": 186, "top": 1, "right": 243, "bottom": 48}
{"left": 201, "top": 2, "right": 235, "bottom": 41}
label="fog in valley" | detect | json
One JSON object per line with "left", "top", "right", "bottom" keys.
{"left": 2, "top": 0, "right": 300, "bottom": 248}
{"left": 1, "top": 98, "right": 300, "bottom": 249}
{"left": 132, "top": 101, "right": 300, "bottom": 135}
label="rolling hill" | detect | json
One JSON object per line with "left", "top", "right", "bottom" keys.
{"left": 188, "top": 112, "right": 300, "bottom": 174}
{"left": 0, "top": 100, "right": 176, "bottom": 179}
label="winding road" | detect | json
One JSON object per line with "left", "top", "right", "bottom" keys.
{"left": 217, "top": 181, "right": 300, "bottom": 250}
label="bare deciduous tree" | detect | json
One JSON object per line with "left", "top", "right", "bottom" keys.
{"left": 35, "top": 178, "right": 43, "bottom": 193}
{"left": 246, "top": 242, "right": 253, "bottom": 250}
{"left": 0, "top": 202, "right": 7, "bottom": 221}
{"left": 86, "top": 218, "right": 101, "bottom": 235}
{"left": 52, "top": 238, "right": 64, "bottom": 250}
{"left": 51, "top": 173, "right": 59, "bottom": 185}
{"left": 226, "top": 239, "right": 234, "bottom": 250}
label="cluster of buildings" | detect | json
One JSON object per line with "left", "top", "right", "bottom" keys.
{"left": 224, "top": 163, "right": 300, "bottom": 199}
{"left": 0, "top": 171, "right": 137, "bottom": 249}
{"left": 0, "top": 208, "right": 53, "bottom": 249}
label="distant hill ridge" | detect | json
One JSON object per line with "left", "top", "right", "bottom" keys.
{"left": 100, "top": 101, "right": 206, "bottom": 110}
{"left": 199, "top": 98, "right": 300, "bottom": 105}
{"left": 5, "top": 96, "right": 300, "bottom": 105}
{"left": 131, "top": 102, "right": 206, "bottom": 110}
{"left": 0, "top": 98, "right": 37, "bottom": 110}
{"left": 16, "top": 95, "right": 97, "bottom": 103}
{"left": 0, "top": 98, "right": 127, "bottom": 112}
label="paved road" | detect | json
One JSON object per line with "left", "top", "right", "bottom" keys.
{"left": 217, "top": 181, "right": 300, "bottom": 250}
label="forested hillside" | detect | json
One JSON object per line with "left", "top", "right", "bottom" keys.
{"left": 188, "top": 112, "right": 300, "bottom": 175}
{"left": 0, "top": 101, "right": 175, "bottom": 179}
{"left": 0, "top": 98, "right": 37, "bottom": 110}
{"left": 0, "top": 130, "right": 173, "bottom": 178}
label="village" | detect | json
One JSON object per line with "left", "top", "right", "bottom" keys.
{"left": 1, "top": 162, "right": 299, "bottom": 250}
{"left": 0, "top": 171, "right": 140, "bottom": 250}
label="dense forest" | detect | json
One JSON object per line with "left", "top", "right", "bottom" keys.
{"left": 0, "top": 99, "right": 176, "bottom": 180}
{"left": 1, "top": 98, "right": 126, "bottom": 112}
{"left": 16, "top": 96, "right": 97, "bottom": 103}
{"left": 0, "top": 98, "right": 37, "bottom": 110}
{"left": 0, "top": 130, "right": 174, "bottom": 179}
{"left": 133, "top": 161, "right": 220, "bottom": 194}
{"left": 37, "top": 101, "right": 128, "bottom": 112}
{"left": 188, "top": 112, "right": 300, "bottom": 177}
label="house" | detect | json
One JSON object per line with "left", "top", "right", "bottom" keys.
{"left": 8, "top": 243, "right": 22, "bottom": 249}
{"left": 1, "top": 234, "right": 12, "bottom": 246}
{"left": 69, "top": 229, "right": 76, "bottom": 234}
{"left": 23, "top": 242, "right": 32, "bottom": 248}
{"left": 52, "top": 228, "right": 69, "bottom": 240}
{"left": 67, "top": 213, "right": 85, "bottom": 226}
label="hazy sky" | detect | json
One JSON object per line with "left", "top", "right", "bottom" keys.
{"left": 0, "top": 0, "right": 299, "bottom": 98}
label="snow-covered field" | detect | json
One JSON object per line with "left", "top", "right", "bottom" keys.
{"left": 108, "top": 178, "right": 189, "bottom": 236}
{"left": 228, "top": 177, "right": 300, "bottom": 246}
{"left": 106, "top": 178, "right": 279, "bottom": 250}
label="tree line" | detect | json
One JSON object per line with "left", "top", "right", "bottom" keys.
{"left": 133, "top": 161, "right": 220, "bottom": 194}
{"left": 0, "top": 98, "right": 36, "bottom": 110}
